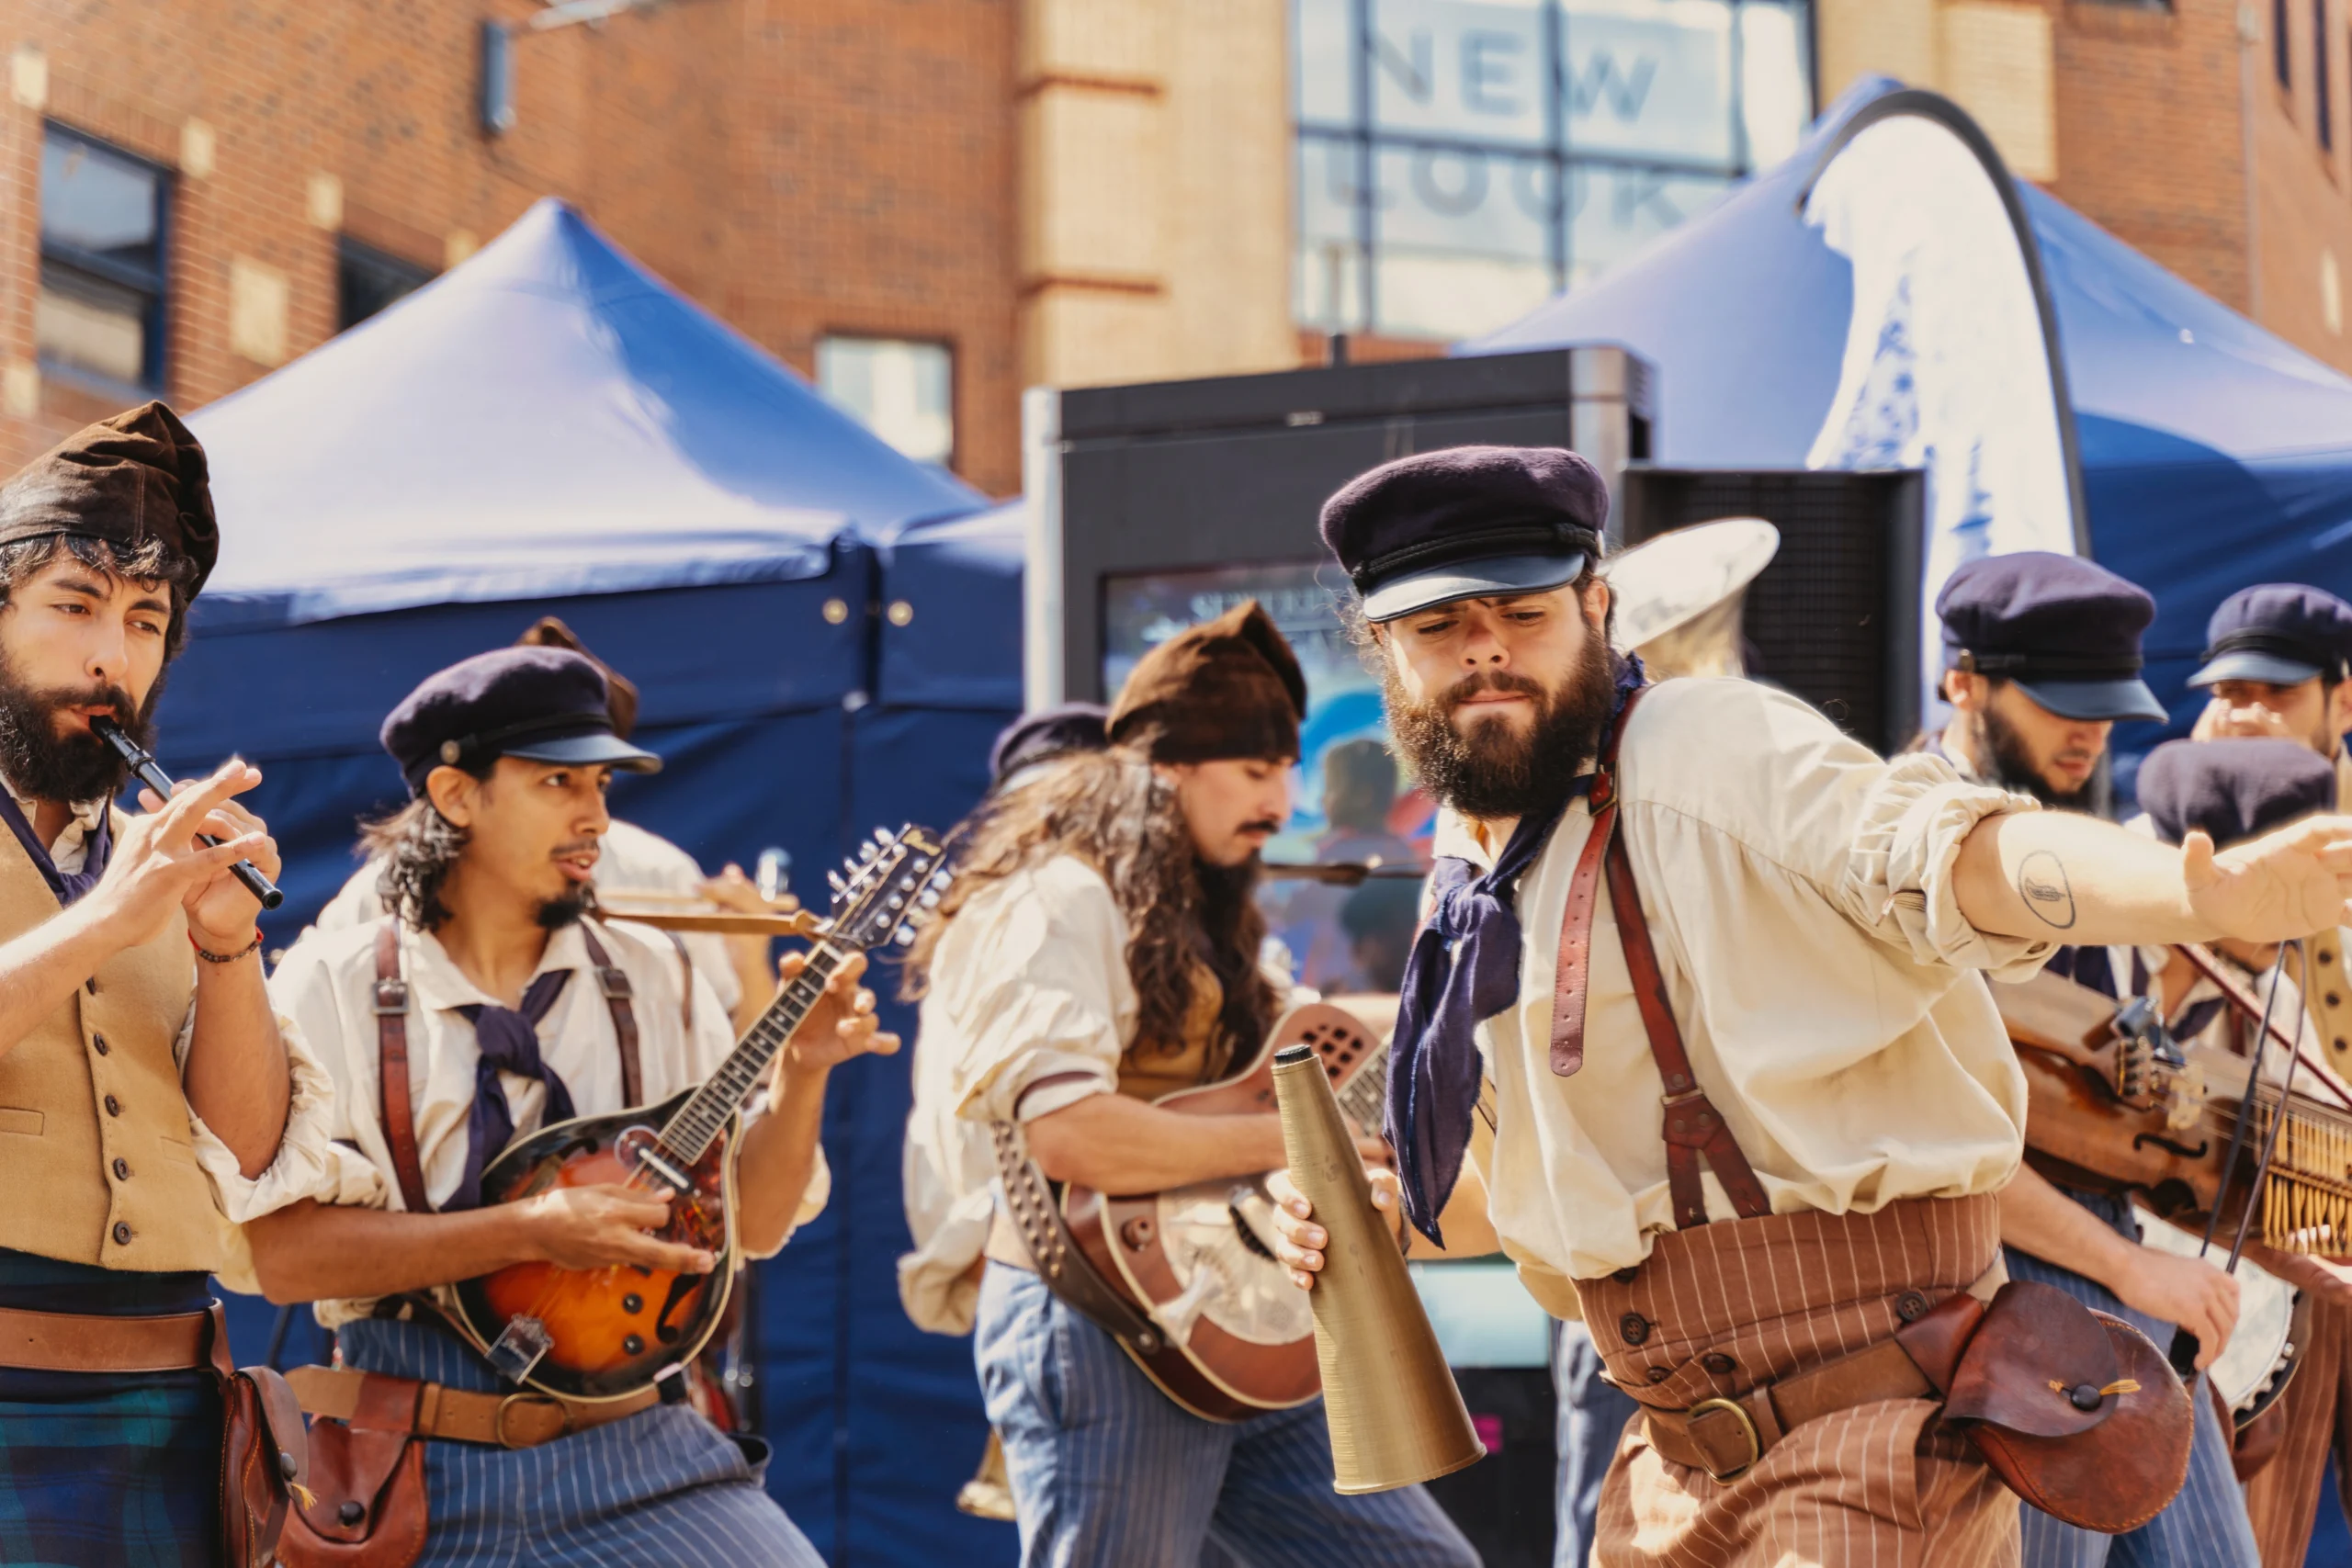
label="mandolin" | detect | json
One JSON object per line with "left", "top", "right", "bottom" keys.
{"left": 1060, "top": 1000, "right": 1390, "bottom": 1419}
{"left": 450, "top": 824, "right": 949, "bottom": 1401}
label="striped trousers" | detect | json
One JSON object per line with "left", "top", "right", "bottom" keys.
{"left": 338, "top": 1319, "right": 822, "bottom": 1568}
{"left": 1577, "top": 1194, "right": 2018, "bottom": 1568}
{"left": 2003, "top": 1189, "right": 2260, "bottom": 1568}
{"left": 2238, "top": 1247, "right": 2352, "bottom": 1567}
{"left": 974, "top": 1261, "right": 1479, "bottom": 1568}
{"left": 1556, "top": 1319, "right": 1642, "bottom": 1568}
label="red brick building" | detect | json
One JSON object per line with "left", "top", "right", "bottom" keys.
{"left": 0, "top": 0, "right": 1024, "bottom": 491}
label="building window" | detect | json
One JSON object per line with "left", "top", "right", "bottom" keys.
{"left": 2324, "top": 0, "right": 2336, "bottom": 149}
{"left": 2282, "top": 0, "right": 2298, "bottom": 88}
{"left": 37, "top": 126, "right": 169, "bottom": 392}
{"left": 1295, "top": 0, "right": 1814, "bottom": 341}
{"left": 337, "top": 238, "right": 435, "bottom": 333}
{"left": 816, "top": 336, "right": 956, "bottom": 468}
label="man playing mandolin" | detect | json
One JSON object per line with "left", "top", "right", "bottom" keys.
{"left": 1274, "top": 446, "right": 2352, "bottom": 1566}
{"left": 904, "top": 604, "right": 1476, "bottom": 1567}
{"left": 246, "top": 647, "right": 894, "bottom": 1564}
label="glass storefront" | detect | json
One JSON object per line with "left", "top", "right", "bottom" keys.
{"left": 1295, "top": 0, "right": 1814, "bottom": 340}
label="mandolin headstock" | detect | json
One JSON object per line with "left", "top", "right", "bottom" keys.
{"left": 820, "top": 825, "right": 950, "bottom": 953}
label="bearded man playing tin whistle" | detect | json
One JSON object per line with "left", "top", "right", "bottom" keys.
{"left": 1272, "top": 446, "right": 2352, "bottom": 1567}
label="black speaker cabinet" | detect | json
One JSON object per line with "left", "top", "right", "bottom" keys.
{"left": 1620, "top": 468, "right": 1926, "bottom": 755}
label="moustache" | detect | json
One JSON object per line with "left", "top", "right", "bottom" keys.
{"left": 550, "top": 840, "right": 600, "bottom": 859}
{"left": 58, "top": 683, "right": 136, "bottom": 724}
{"left": 1442, "top": 670, "right": 1547, "bottom": 712}
{"left": 1239, "top": 818, "right": 1283, "bottom": 836}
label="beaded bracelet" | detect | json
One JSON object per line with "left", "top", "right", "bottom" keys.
{"left": 191, "top": 926, "right": 265, "bottom": 964}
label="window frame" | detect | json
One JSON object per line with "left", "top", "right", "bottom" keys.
{"left": 814, "top": 333, "right": 959, "bottom": 471}
{"left": 334, "top": 235, "right": 437, "bottom": 334}
{"left": 37, "top": 121, "right": 173, "bottom": 395}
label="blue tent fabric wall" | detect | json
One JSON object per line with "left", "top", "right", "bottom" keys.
{"left": 1469, "top": 75, "right": 2352, "bottom": 795}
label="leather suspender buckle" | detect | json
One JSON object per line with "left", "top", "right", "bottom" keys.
{"left": 594, "top": 966, "right": 633, "bottom": 1001}
{"left": 372, "top": 977, "right": 409, "bottom": 1015}
{"left": 1683, "top": 1396, "right": 1763, "bottom": 1482}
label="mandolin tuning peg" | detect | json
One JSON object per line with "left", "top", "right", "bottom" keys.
{"left": 858, "top": 841, "right": 877, "bottom": 862}
{"left": 874, "top": 827, "right": 896, "bottom": 846}
{"left": 917, "top": 889, "right": 941, "bottom": 909}
{"left": 826, "top": 870, "right": 848, "bottom": 896}
{"left": 929, "top": 870, "right": 952, "bottom": 891}
{"left": 895, "top": 924, "right": 917, "bottom": 946}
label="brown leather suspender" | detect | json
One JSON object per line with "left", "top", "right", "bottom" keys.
{"left": 373, "top": 920, "right": 432, "bottom": 1215}
{"left": 1549, "top": 688, "right": 1772, "bottom": 1229}
{"left": 372, "top": 919, "right": 646, "bottom": 1213}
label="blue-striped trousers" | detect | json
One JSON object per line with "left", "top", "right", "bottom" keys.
{"left": 975, "top": 1262, "right": 1480, "bottom": 1568}
{"left": 338, "top": 1318, "right": 822, "bottom": 1568}
{"left": 2005, "top": 1189, "right": 2260, "bottom": 1568}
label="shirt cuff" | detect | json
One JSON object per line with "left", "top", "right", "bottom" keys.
{"left": 1849, "top": 754, "right": 2058, "bottom": 978}
{"left": 187, "top": 1010, "right": 382, "bottom": 1222}
{"left": 743, "top": 1143, "right": 831, "bottom": 1261}
{"left": 958, "top": 1049, "right": 1119, "bottom": 1126}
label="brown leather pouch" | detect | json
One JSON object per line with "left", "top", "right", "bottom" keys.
{"left": 211, "top": 1304, "right": 311, "bottom": 1568}
{"left": 1898, "top": 1280, "right": 2191, "bottom": 1535}
{"left": 275, "top": 1373, "right": 429, "bottom": 1568}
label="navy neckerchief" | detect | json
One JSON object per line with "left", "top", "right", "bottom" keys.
{"left": 0, "top": 793, "right": 112, "bottom": 908}
{"left": 447, "top": 968, "right": 577, "bottom": 1212}
{"left": 1388, "top": 655, "right": 1645, "bottom": 1245}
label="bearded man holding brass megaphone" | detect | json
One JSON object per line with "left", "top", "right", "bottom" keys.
{"left": 1272, "top": 446, "right": 2352, "bottom": 1567}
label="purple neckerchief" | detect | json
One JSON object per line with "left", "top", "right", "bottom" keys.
{"left": 446, "top": 968, "right": 577, "bottom": 1213}
{"left": 1387, "top": 654, "right": 1646, "bottom": 1246}
{"left": 0, "top": 793, "right": 112, "bottom": 908}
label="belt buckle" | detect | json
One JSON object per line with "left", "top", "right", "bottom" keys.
{"left": 1685, "top": 1396, "right": 1762, "bottom": 1483}
{"left": 492, "top": 1392, "right": 571, "bottom": 1450}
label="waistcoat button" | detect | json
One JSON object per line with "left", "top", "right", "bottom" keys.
{"left": 1894, "top": 1291, "right": 1930, "bottom": 1323}
{"left": 1702, "top": 1352, "right": 1737, "bottom": 1375}
{"left": 1619, "top": 1312, "right": 1651, "bottom": 1347}
{"left": 103, "top": 1094, "right": 120, "bottom": 1116}
{"left": 340, "top": 1501, "right": 366, "bottom": 1526}
{"left": 112, "top": 1157, "right": 129, "bottom": 1179}
{"left": 92, "top": 1034, "right": 108, "bottom": 1055}
{"left": 1611, "top": 1267, "right": 1639, "bottom": 1284}
{"left": 111, "top": 1222, "right": 130, "bottom": 1245}
{"left": 1645, "top": 1365, "right": 1671, "bottom": 1383}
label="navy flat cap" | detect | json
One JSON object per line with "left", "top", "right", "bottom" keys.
{"left": 1319, "top": 446, "right": 1607, "bottom": 622}
{"left": 989, "top": 702, "right": 1108, "bottom": 787}
{"left": 1936, "top": 552, "right": 2167, "bottom": 723}
{"left": 382, "top": 646, "right": 662, "bottom": 795}
{"left": 2189, "top": 584, "right": 2352, "bottom": 689}
{"left": 2136, "top": 738, "right": 2336, "bottom": 850}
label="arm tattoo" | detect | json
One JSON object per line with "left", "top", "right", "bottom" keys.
{"left": 2016, "top": 851, "right": 2077, "bottom": 931}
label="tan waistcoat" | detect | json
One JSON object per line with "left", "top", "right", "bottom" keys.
{"left": 0, "top": 810, "right": 219, "bottom": 1272}
{"left": 1115, "top": 962, "right": 1236, "bottom": 1101}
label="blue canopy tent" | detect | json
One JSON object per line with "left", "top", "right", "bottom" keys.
{"left": 1473, "top": 75, "right": 2352, "bottom": 778}
{"left": 154, "top": 198, "right": 1007, "bottom": 1561}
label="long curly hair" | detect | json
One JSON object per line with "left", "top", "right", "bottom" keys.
{"left": 904, "top": 748, "right": 1280, "bottom": 1064}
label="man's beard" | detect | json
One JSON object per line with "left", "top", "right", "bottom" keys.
{"left": 0, "top": 656, "right": 157, "bottom": 806}
{"left": 1384, "top": 631, "right": 1617, "bottom": 821}
{"left": 1973, "top": 705, "right": 2090, "bottom": 809}
{"left": 536, "top": 885, "right": 594, "bottom": 931}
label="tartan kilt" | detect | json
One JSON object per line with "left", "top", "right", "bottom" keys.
{"left": 0, "top": 1369, "right": 220, "bottom": 1566}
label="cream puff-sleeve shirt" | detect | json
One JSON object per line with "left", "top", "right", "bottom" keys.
{"left": 1449, "top": 679, "right": 2053, "bottom": 1313}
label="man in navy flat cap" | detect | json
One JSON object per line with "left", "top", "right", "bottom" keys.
{"left": 1269, "top": 446, "right": 2352, "bottom": 1566}
{"left": 248, "top": 647, "right": 898, "bottom": 1565}
{"left": 1928, "top": 551, "right": 2168, "bottom": 807}
{"left": 2189, "top": 584, "right": 2352, "bottom": 803}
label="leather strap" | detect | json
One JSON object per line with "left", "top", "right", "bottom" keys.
{"left": 0, "top": 1303, "right": 217, "bottom": 1373}
{"left": 1643, "top": 1334, "right": 1934, "bottom": 1481}
{"left": 987, "top": 1122, "right": 1172, "bottom": 1359}
{"left": 285, "top": 1364, "right": 658, "bottom": 1449}
{"left": 373, "top": 919, "right": 432, "bottom": 1215}
{"left": 577, "top": 924, "right": 643, "bottom": 1109}
{"left": 1547, "top": 686, "right": 1769, "bottom": 1226}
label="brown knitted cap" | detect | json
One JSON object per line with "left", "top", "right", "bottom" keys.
{"left": 515, "top": 615, "right": 641, "bottom": 739}
{"left": 0, "top": 400, "right": 218, "bottom": 593}
{"left": 1108, "top": 601, "right": 1306, "bottom": 763}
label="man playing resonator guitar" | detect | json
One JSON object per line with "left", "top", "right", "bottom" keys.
{"left": 902, "top": 603, "right": 1476, "bottom": 1567}
{"left": 245, "top": 647, "right": 895, "bottom": 1565}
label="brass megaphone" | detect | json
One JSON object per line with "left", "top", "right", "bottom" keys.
{"left": 1272, "top": 1043, "right": 1486, "bottom": 1493}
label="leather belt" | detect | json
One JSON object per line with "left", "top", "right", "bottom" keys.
{"left": 0, "top": 1303, "right": 213, "bottom": 1372}
{"left": 285, "top": 1365, "right": 659, "bottom": 1449}
{"left": 987, "top": 1122, "right": 1172, "bottom": 1359}
{"left": 1641, "top": 1335, "right": 1932, "bottom": 1483}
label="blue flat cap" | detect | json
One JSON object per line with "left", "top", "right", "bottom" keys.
{"left": 1936, "top": 552, "right": 2167, "bottom": 723}
{"left": 1319, "top": 446, "right": 1607, "bottom": 622}
{"left": 2136, "top": 738, "right": 2336, "bottom": 850}
{"left": 989, "top": 702, "right": 1108, "bottom": 786}
{"left": 2189, "top": 584, "right": 2352, "bottom": 690}
{"left": 382, "top": 647, "right": 662, "bottom": 795}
